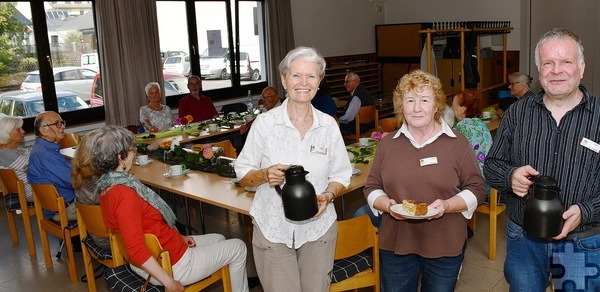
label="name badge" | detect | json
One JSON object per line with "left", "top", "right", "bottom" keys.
{"left": 580, "top": 137, "right": 600, "bottom": 153}
{"left": 420, "top": 157, "right": 438, "bottom": 166}
{"left": 310, "top": 145, "right": 328, "bottom": 155}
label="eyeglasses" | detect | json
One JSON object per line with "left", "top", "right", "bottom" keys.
{"left": 43, "top": 120, "right": 66, "bottom": 128}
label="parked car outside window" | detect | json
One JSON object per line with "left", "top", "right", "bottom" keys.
{"left": 0, "top": 91, "right": 89, "bottom": 118}
{"left": 20, "top": 66, "right": 96, "bottom": 103}
{"left": 225, "top": 52, "right": 260, "bottom": 81}
{"left": 200, "top": 47, "right": 229, "bottom": 80}
{"left": 89, "top": 72, "right": 190, "bottom": 107}
{"left": 163, "top": 55, "right": 190, "bottom": 76}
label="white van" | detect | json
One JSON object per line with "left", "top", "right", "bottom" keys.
{"left": 81, "top": 53, "right": 99, "bottom": 72}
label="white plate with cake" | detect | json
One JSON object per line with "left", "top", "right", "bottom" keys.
{"left": 390, "top": 199, "right": 438, "bottom": 219}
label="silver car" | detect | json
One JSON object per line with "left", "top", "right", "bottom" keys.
{"left": 20, "top": 66, "right": 96, "bottom": 102}
{"left": 163, "top": 55, "right": 190, "bottom": 76}
{"left": 0, "top": 91, "right": 89, "bottom": 118}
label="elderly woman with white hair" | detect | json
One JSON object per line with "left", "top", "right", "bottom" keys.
{"left": 74, "top": 125, "right": 248, "bottom": 291}
{"left": 0, "top": 116, "right": 33, "bottom": 202}
{"left": 235, "top": 46, "right": 352, "bottom": 291}
{"left": 140, "top": 82, "right": 172, "bottom": 132}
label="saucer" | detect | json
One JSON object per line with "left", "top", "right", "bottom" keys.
{"left": 230, "top": 178, "right": 240, "bottom": 185}
{"left": 134, "top": 159, "right": 153, "bottom": 166}
{"left": 352, "top": 169, "right": 362, "bottom": 176}
{"left": 164, "top": 169, "right": 191, "bottom": 178}
{"left": 244, "top": 186, "right": 257, "bottom": 192}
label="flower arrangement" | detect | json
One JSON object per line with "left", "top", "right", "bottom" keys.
{"left": 371, "top": 127, "right": 390, "bottom": 141}
{"left": 174, "top": 115, "right": 194, "bottom": 129}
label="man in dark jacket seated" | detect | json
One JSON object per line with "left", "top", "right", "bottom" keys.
{"left": 338, "top": 73, "right": 374, "bottom": 135}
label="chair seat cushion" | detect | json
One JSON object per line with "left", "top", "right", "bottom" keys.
{"left": 81, "top": 235, "right": 112, "bottom": 260}
{"left": 104, "top": 264, "right": 164, "bottom": 292}
{"left": 3, "top": 193, "right": 32, "bottom": 211}
{"left": 331, "top": 252, "right": 372, "bottom": 283}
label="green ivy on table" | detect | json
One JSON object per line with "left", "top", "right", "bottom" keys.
{"left": 347, "top": 144, "right": 377, "bottom": 164}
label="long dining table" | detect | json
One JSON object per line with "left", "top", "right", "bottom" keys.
{"left": 130, "top": 158, "right": 372, "bottom": 217}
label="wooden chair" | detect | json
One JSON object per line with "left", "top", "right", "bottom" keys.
{"left": 342, "top": 105, "right": 379, "bottom": 143}
{"left": 0, "top": 169, "right": 37, "bottom": 258}
{"left": 76, "top": 202, "right": 125, "bottom": 292}
{"left": 114, "top": 233, "right": 232, "bottom": 292}
{"left": 31, "top": 183, "right": 80, "bottom": 283}
{"left": 59, "top": 133, "right": 81, "bottom": 149}
{"left": 330, "top": 214, "right": 380, "bottom": 292}
{"left": 126, "top": 125, "right": 140, "bottom": 134}
{"left": 469, "top": 188, "right": 506, "bottom": 260}
{"left": 378, "top": 117, "right": 399, "bottom": 132}
{"left": 192, "top": 140, "right": 237, "bottom": 158}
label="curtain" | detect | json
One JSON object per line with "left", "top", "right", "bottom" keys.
{"left": 95, "top": 0, "right": 163, "bottom": 127}
{"left": 265, "top": 0, "right": 295, "bottom": 97}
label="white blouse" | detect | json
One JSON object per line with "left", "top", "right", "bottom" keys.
{"left": 235, "top": 99, "right": 352, "bottom": 249}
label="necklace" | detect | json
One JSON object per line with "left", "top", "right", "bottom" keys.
{"left": 148, "top": 103, "right": 162, "bottom": 111}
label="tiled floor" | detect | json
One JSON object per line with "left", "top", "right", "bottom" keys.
{"left": 0, "top": 189, "right": 521, "bottom": 292}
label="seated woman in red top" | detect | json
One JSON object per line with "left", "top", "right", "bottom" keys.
{"left": 72, "top": 125, "right": 248, "bottom": 292}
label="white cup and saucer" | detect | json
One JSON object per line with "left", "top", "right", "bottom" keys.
{"left": 358, "top": 137, "right": 370, "bottom": 147}
{"left": 135, "top": 155, "right": 151, "bottom": 166}
{"left": 164, "top": 165, "right": 190, "bottom": 178}
{"left": 208, "top": 123, "right": 219, "bottom": 132}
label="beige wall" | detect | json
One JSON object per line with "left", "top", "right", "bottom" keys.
{"left": 291, "top": 0, "right": 385, "bottom": 57}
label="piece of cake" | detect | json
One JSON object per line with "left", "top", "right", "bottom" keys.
{"left": 402, "top": 199, "right": 428, "bottom": 216}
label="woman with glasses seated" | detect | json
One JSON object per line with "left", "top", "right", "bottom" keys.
{"left": 0, "top": 116, "right": 33, "bottom": 202}
{"left": 497, "top": 72, "right": 534, "bottom": 118}
{"left": 75, "top": 125, "right": 248, "bottom": 291}
{"left": 140, "top": 82, "right": 173, "bottom": 133}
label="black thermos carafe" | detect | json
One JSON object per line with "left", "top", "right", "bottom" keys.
{"left": 524, "top": 176, "right": 565, "bottom": 240}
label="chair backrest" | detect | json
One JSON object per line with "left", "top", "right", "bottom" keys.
{"left": 334, "top": 214, "right": 378, "bottom": 260}
{"left": 193, "top": 140, "right": 237, "bottom": 158}
{"left": 378, "top": 117, "right": 399, "bottom": 132}
{"left": 357, "top": 105, "right": 378, "bottom": 126}
{"left": 144, "top": 233, "right": 174, "bottom": 276}
{"left": 76, "top": 202, "right": 109, "bottom": 238}
{"left": 31, "top": 183, "right": 62, "bottom": 212}
{"left": 0, "top": 168, "right": 22, "bottom": 195}
{"left": 126, "top": 125, "right": 140, "bottom": 134}
{"left": 59, "top": 133, "right": 81, "bottom": 149}
{"left": 221, "top": 103, "right": 248, "bottom": 114}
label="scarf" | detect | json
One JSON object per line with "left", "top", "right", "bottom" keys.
{"left": 96, "top": 171, "right": 177, "bottom": 227}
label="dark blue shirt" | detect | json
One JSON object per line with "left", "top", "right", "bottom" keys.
{"left": 311, "top": 93, "right": 338, "bottom": 117}
{"left": 484, "top": 86, "right": 600, "bottom": 232}
{"left": 28, "top": 138, "right": 75, "bottom": 218}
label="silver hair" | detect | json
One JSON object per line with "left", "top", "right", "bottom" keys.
{"left": 508, "top": 72, "right": 532, "bottom": 85}
{"left": 345, "top": 72, "right": 361, "bottom": 83}
{"left": 278, "top": 46, "right": 326, "bottom": 79}
{"left": 534, "top": 28, "right": 584, "bottom": 70}
{"left": 144, "top": 82, "right": 161, "bottom": 96}
{"left": 0, "top": 116, "right": 23, "bottom": 144}
{"left": 82, "top": 125, "right": 135, "bottom": 174}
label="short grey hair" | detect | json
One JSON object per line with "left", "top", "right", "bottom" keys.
{"left": 278, "top": 46, "right": 326, "bottom": 79}
{"left": 508, "top": 72, "right": 532, "bottom": 85}
{"left": 534, "top": 28, "right": 584, "bottom": 70}
{"left": 188, "top": 75, "right": 200, "bottom": 83}
{"left": 0, "top": 116, "right": 23, "bottom": 144}
{"left": 345, "top": 72, "right": 361, "bottom": 83}
{"left": 82, "top": 125, "right": 135, "bottom": 174}
{"left": 144, "top": 82, "right": 161, "bottom": 96}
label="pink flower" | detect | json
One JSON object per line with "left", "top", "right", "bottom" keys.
{"left": 202, "top": 145, "right": 214, "bottom": 159}
{"left": 371, "top": 131, "right": 383, "bottom": 140}
{"left": 174, "top": 118, "right": 182, "bottom": 125}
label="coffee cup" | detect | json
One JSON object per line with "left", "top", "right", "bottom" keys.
{"left": 170, "top": 165, "right": 183, "bottom": 176}
{"left": 359, "top": 137, "right": 369, "bottom": 146}
{"left": 208, "top": 123, "right": 218, "bottom": 132}
{"left": 482, "top": 111, "right": 491, "bottom": 119}
{"left": 136, "top": 154, "right": 149, "bottom": 165}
